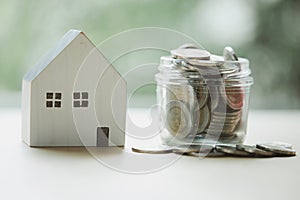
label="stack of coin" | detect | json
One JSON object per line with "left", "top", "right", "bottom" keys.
{"left": 209, "top": 109, "right": 242, "bottom": 137}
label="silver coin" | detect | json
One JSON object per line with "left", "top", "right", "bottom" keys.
{"left": 186, "top": 59, "right": 220, "bottom": 69}
{"left": 213, "top": 110, "right": 241, "bottom": 117}
{"left": 216, "top": 143, "right": 236, "bottom": 148}
{"left": 166, "top": 100, "right": 192, "bottom": 139}
{"left": 131, "top": 147, "right": 173, "bottom": 154}
{"left": 160, "top": 56, "right": 177, "bottom": 66}
{"left": 213, "top": 115, "right": 240, "bottom": 122}
{"left": 256, "top": 143, "right": 296, "bottom": 156}
{"left": 236, "top": 144, "right": 256, "bottom": 153}
{"left": 223, "top": 46, "right": 239, "bottom": 61}
{"left": 212, "top": 113, "right": 241, "bottom": 119}
{"left": 194, "top": 86, "right": 208, "bottom": 109}
{"left": 215, "top": 145, "right": 252, "bottom": 157}
{"left": 210, "top": 54, "right": 224, "bottom": 62}
{"left": 236, "top": 144, "right": 275, "bottom": 157}
{"left": 172, "top": 148, "right": 199, "bottom": 155}
{"left": 257, "top": 142, "right": 293, "bottom": 150}
{"left": 205, "top": 86, "right": 220, "bottom": 111}
{"left": 206, "top": 124, "right": 236, "bottom": 136}
{"left": 208, "top": 126, "right": 236, "bottom": 134}
{"left": 212, "top": 117, "right": 240, "bottom": 123}
{"left": 219, "top": 67, "right": 238, "bottom": 74}
{"left": 208, "top": 130, "right": 236, "bottom": 138}
{"left": 172, "top": 144, "right": 213, "bottom": 155}
{"left": 197, "top": 104, "right": 210, "bottom": 133}
{"left": 171, "top": 48, "right": 211, "bottom": 60}
{"left": 205, "top": 150, "right": 227, "bottom": 157}
{"left": 188, "top": 150, "right": 227, "bottom": 157}
{"left": 209, "top": 122, "right": 237, "bottom": 128}
{"left": 208, "top": 128, "right": 235, "bottom": 135}
{"left": 178, "top": 43, "right": 199, "bottom": 49}
{"left": 219, "top": 134, "right": 237, "bottom": 139}
{"left": 211, "top": 118, "right": 240, "bottom": 124}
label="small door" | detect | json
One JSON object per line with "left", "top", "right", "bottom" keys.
{"left": 97, "top": 127, "right": 109, "bottom": 147}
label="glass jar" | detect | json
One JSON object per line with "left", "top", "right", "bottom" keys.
{"left": 155, "top": 54, "right": 254, "bottom": 146}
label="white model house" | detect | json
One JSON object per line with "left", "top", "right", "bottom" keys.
{"left": 22, "top": 30, "right": 126, "bottom": 147}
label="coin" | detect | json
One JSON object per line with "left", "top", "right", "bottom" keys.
{"left": 222, "top": 47, "right": 244, "bottom": 110}
{"left": 225, "top": 88, "right": 244, "bottom": 110}
{"left": 208, "top": 127, "right": 236, "bottom": 135}
{"left": 205, "top": 150, "right": 227, "bottom": 157}
{"left": 171, "top": 48, "right": 211, "bottom": 60}
{"left": 257, "top": 142, "right": 293, "bottom": 149}
{"left": 256, "top": 143, "right": 296, "bottom": 156}
{"left": 236, "top": 144, "right": 275, "bottom": 157}
{"left": 178, "top": 43, "right": 199, "bottom": 49}
{"left": 194, "top": 86, "right": 208, "bottom": 109}
{"left": 188, "top": 150, "right": 227, "bottom": 157}
{"left": 207, "top": 89, "right": 220, "bottom": 111}
{"left": 219, "top": 134, "right": 237, "bottom": 140}
{"left": 215, "top": 145, "right": 253, "bottom": 157}
{"left": 211, "top": 118, "right": 239, "bottom": 124}
{"left": 131, "top": 147, "right": 173, "bottom": 154}
{"left": 188, "top": 64, "right": 221, "bottom": 78}
{"left": 166, "top": 100, "right": 192, "bottom": 139}
{"left": 219, "top": 67, "right": 238, "bottom": 75}
{"left": 213, "top": 110, "right": 241, "bottom": 117}
{"left": 223, "top": 46, "right": 239, "bottom": 61}
{"left": 210, "top": 54, "right": 224, "bottom": 62}
{"left": 197, "top": 104, "right": 210, "bottom": 133}
{"left": 173, "top": 144, "right": 213, "bottom": 155}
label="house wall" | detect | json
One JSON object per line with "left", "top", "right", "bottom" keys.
{"left": 73, "top": 44, "right": 126, "bottom": 147}
{"left": 95, "top": 67, "right": 127, "bottom": 146}
{"left": 21, "top": 80, "right": 31, "bottom": 145}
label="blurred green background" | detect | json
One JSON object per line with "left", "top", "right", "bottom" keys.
{"left": 0, "top": 0, "right": 299, "bottom": 109}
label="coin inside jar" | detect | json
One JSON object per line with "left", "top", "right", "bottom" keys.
{"left": 171, "top": 48, "right": 211, "bottom": 60}
{"left": 178, "top": 43, "right": 199, "bottom": 49}
{"left": 197, "top": 104, "right": 210, "bottom": 133}
{"left": 225, "top": 88, "right": 244, "bottom": 110}
{"left": 223, "top": 46, "right": 239, "bottom": 61}
{"left": 194, "top": 86, "right": 208, "bottom": 109}
{"left": 166, "top": 100, "right": 192, "bottom": 139}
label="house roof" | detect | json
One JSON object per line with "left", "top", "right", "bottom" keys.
{"left": 23, "top": 30, "right": 84, "bottom": 82}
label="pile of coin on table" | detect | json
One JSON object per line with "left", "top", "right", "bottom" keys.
{"left": 160, "top": 45, "right": 251, "bottom": 142}
{"left": 132, "top": 142, "right": 296, "bottom": 158}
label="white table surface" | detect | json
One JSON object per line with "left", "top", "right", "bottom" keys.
{"left": 0, "top": 108, "right": 299, "bottom": 200}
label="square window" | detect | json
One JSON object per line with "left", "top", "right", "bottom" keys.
{"left": 73, "top": 101, "right": 81, "bottom": 108}
{"left": 55, "top": 93, "right": 62, "bottom": 99}
{"left": 46, "top": 101, "right": 53, "bottom": 108}
{"left": 54, "top": 101, "right": 61, "bottom": 108}
{"left": 73, "top": 92, "right": 80, "bottom": 99}
{"left": 81, "top": 100, "right": 88, "bottom": 107}
{"left": 82, "top": 92, "right": 88, "bottom": 99}
{"left": 46, "top": 92, "right": 53, "bottom": 99}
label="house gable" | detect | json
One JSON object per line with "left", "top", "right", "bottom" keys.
{"left": 24, "top": 30, "right": 84, "bottom": 82}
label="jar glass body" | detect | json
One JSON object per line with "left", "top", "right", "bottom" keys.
{"left": 155, "top": 56, "right": 253, "bottom": 146}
